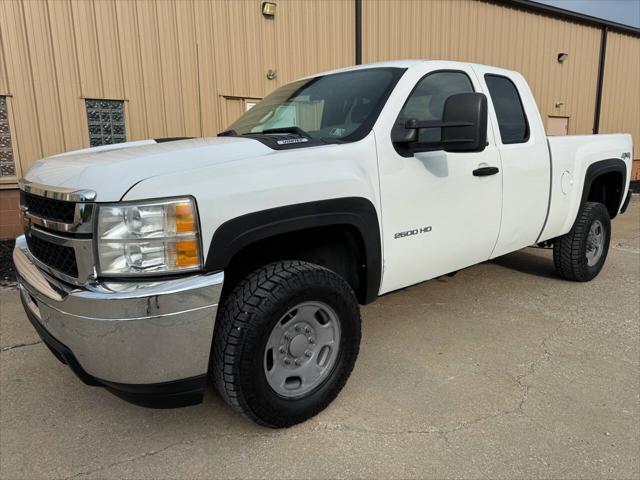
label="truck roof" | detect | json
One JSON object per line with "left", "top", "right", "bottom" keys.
{"left": 308, "top": 60, "right": 519, "bottom": 79}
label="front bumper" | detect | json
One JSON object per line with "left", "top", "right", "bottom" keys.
{"left": 13, "top": 235, "right": 224, "bottom": 407}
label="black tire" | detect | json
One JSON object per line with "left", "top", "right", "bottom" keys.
{"left": 553, "top": 201, "right": 611, "bottom": 282}
{"left": 211, "top": 260, "right": 361, "bottom": 428}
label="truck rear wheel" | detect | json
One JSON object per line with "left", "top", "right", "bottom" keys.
{"left": 211, "top": 260, "right": 361, "bottom": 428}
{"left": 553, "top": 201, "right": 611, "bottom": 281}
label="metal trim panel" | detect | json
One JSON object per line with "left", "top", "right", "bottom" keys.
{"left": 19, "top": 178, "right": 97, "bottom": 202}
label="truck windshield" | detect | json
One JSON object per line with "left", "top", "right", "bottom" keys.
{"left": 228, "top": 67, "right": 406, "bottom": 143}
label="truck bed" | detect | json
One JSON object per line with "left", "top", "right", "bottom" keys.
{"left": 539, "top": 133, "right": 633, "bottom": 242}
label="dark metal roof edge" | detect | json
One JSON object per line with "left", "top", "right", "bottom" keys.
{"left": 490, "top": 0, "right": 640, "bottom": 37}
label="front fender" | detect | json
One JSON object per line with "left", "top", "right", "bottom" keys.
{"left": 204, "top": 197, "right": 382, "bottom": 304}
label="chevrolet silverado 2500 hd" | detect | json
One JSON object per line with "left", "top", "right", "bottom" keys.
{"left": 14, "top": 61, "right": 633, "bottom": 427}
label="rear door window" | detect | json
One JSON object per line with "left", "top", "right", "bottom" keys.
{"left": 484, "top": 75, "right": 529, "bottom": 144}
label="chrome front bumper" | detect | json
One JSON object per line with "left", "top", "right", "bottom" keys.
{"left": 13, "top": 235, "right": 224, "bottom": 387}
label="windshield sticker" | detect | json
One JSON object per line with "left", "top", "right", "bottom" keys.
{"left": 330, "top": 127, "right": 346, "bottom": 136}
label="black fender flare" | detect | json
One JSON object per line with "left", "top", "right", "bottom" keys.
{"left": 579, "top": 158, "right": 627, "bottom": 219}
{"left": 204, "top": 197, "right": 382, "bottom": 304}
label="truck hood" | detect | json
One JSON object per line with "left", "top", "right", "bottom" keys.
{"left": 24, "top": 137, "right": 274, "bottom": 201}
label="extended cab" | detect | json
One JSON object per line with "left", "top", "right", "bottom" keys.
{"left": 14, "top": 61, "right": 633, "bottom": 427}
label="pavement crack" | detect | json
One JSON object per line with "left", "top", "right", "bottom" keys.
{"left": 315, "top": 410, "right": 519, "bottom": 438}
{"left": 65, "top": 431, "right": 286, "bottom": 478}
{"left": 67, "top": 439, "right": 195, "bottom": 479}
{"left": 441, "top": 409, "right": 520, "bottom": 436}
{"left": 1, "top": 340, "right": 42, "bottom": 352}
{"left": 512, "top": 322, "right": 559, "bottom": 414}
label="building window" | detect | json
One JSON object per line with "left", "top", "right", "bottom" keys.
{"left": 85, "top": 99, "right": 126, "bottom": 147}
{"left": 0, "top": 96, "right": 16, "bottom": 177}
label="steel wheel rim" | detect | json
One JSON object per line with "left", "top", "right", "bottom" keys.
{"left": 585, "top": 219, "right": 605, "bottom": 267}
{"left": 263, "top": 301, "right": 342, "bottom": 398}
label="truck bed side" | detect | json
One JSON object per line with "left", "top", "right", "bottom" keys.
{"left": 538, "top": 133, "right": 633, "bottom": 242}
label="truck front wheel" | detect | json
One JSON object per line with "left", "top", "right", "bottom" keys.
{"left": 553, "top": 201, "right": 611, "bottom": 281}
{"left": 211, "top": 260, "right": 361, "bottom": 427}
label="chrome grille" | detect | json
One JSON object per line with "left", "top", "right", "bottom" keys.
{"left": 21, "top": 191, "right": 76, "bottom": 223}
{"left": 26, "top": 233, "right": 78, "bottom": 277}
{"left": 19, "top": 179, "right": 97, "bottom": 285}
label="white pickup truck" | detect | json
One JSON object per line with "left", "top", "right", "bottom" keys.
{"left": 14, "top": 61, "right": 633, "bottom": 427}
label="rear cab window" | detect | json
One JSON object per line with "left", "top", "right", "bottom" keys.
{"left": 484, "top": 74, "right": 529, "bottom": 144}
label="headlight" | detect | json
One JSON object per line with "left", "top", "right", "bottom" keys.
{"left": 96, "top": 197, "right": 202, "bottom": 276}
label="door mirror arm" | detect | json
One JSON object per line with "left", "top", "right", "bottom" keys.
{"left": 392, "top": 120, "right": 477, "bottom": 146}
{"left": 404, "top": 119, "right": 473, "bottom": 129}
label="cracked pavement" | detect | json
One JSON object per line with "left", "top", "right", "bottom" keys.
{"left": 1, "top": 199, "right": 638, "bottom": 479}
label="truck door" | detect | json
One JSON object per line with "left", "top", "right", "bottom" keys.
{"left": 474, "top": 68, "right": 550, "bottom": 257}
{"left": 375, "top": 67, "right": 503, "bottom": 293}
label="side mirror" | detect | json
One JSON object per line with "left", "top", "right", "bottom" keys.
{"left": 391, "top": 92, "right": 488, "bottom": 153}
{"left": 441, "top": 92, "right": 487, "bottom": 153}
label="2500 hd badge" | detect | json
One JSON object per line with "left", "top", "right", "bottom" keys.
{"left": 394, "top": 226, "right": 433, "bottom": 239}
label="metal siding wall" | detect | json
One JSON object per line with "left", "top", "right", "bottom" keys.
{"left": 600, "top": 31, "right": 640, "bottom": 168}
{"left": 47, "top": 0, "right": 87, "bottom": 153}
{"left": 213, "top": 0, "right": 276, "bottom": 99}
{"left": 362, "top": 0, "right": 602, "bottom": 135}
{"left": 71, "top": 0, "right": 103, "bottom": 99}
{"left": 93, "top": 0, "right": 125, "bottom": 100}
{"left": 0, "top": 0, "right": 42, "bottom": 181}
{"left": 0, "top": 23, "right": 8, "bottom": 95}
{"left": 136, "top": 0, "right": 167, "bottom": 137}
{"left": 193, "top": 0, "right": 222, "bottom": 137}
{"left": 175, "top": 2, "right": 201, "bottom": 137}
{"left": 19, "top": 1, "right": 66, "bottom": 158}
{"left": 274, "top": 0, "right": 355, "bottom": 84}
{"left": 156, "top": 1, "right": 185, "bottom": 137}
{"left": 114, "top": 0, "right": 148, "bottom": 140}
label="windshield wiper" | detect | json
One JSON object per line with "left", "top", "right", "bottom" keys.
{"left": 218, "top": 129, "right": 238, "bottom": 137}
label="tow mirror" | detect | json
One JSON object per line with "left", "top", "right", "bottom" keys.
{"left": 441, "top": 92, "right": 487, "bottom": 152}
{"left": 391, "top": 92, "right": 488, "bottom": 153}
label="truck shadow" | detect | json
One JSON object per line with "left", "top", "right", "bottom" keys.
{"left": 491, "top": 248, "right": 559, "bottom": 279}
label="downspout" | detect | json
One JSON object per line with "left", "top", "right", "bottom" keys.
{"left": 593, "top": 26, "right": 608, "bottom": 134}
{"left": 355, "top": 0, "right": 362, "bottom": 65}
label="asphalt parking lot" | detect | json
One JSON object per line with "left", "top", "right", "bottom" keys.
{"left": 1, "top": 199, "right": 638, "bottom": 479}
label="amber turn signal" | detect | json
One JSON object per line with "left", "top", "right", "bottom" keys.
{"left": 174, "top": 202, "right": 196, "bottom": 234}
{"left": 176, "top": 239, "right": 199, "bottom": 267}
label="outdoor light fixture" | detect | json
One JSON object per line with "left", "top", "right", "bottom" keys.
{"left": 262, "top": 2, "right": 276, "bottom": 17}
{"left": 557, "top": 53, "right": 568, "bottom": 63}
